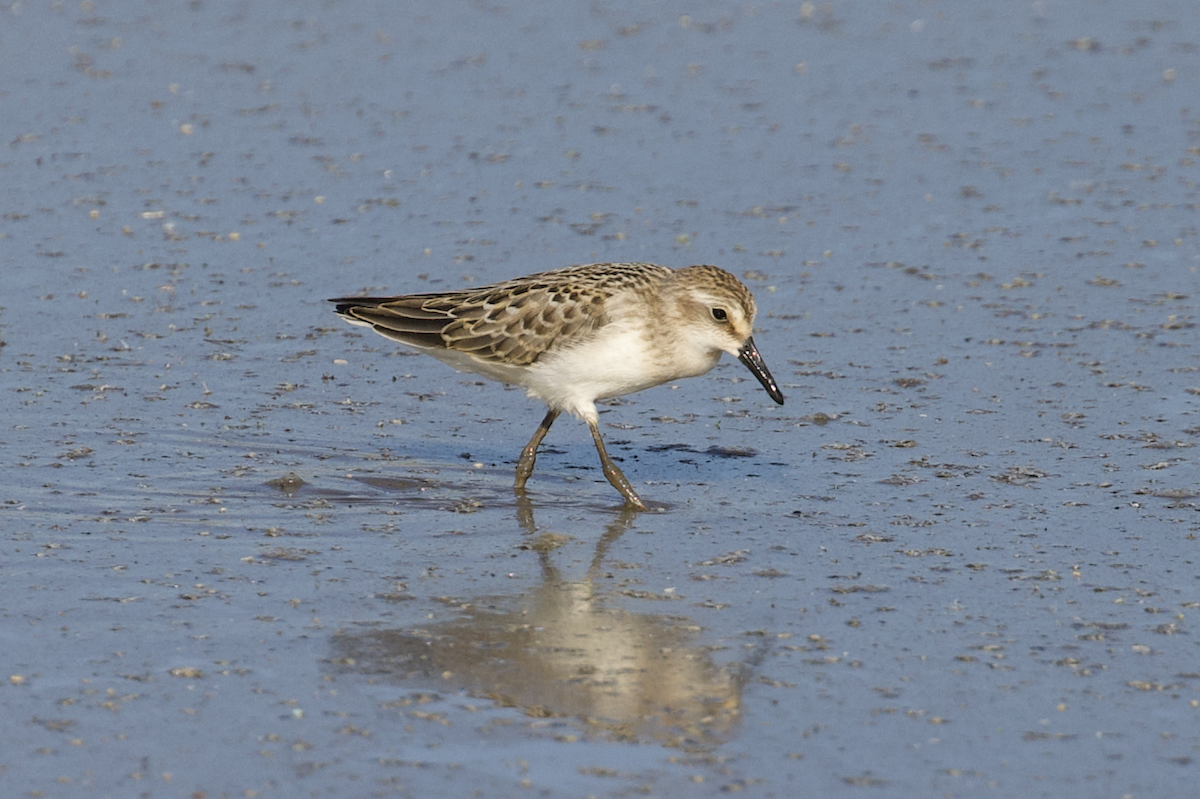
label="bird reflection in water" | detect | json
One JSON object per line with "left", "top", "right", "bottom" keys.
{"left": 329, "top": 498, "right": 755, "bottom": 750}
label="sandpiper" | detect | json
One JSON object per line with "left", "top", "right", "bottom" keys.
{"left": 330, "top": 262, "right": 784, "bottom": 509}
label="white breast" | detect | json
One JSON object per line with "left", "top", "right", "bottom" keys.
{"left": 522, "top": 319, "right": 722, "bottom": 423}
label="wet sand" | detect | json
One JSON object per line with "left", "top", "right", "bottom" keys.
{"left": 1, "top": 2, "right": 1197, "bottom": 797}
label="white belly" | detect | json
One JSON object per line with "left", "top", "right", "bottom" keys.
{"left": 523, "top": 324, "right": 721, "bottom": 423}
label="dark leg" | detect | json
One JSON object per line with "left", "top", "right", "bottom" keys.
{"left": 515, "top": 408, "right": 560, "bottom": 490}
{"left": 587, "top": 420, "right": 648, "bottom": 510}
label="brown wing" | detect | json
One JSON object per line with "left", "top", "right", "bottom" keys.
{"left": 330, "top": 263, "right": 670, "bottom": 366}
{"left": 441, "top": 282, "right": 608, "bottom": 364}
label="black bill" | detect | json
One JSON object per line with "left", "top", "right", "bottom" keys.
{"left": 737, "top": 336, "right": 785, "bottom": 405}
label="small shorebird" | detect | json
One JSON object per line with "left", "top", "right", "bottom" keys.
{"left": 330, "top": 262, "right": 784, "bottom": 509}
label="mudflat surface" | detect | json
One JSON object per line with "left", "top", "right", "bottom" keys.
{"left": 1, "top": 2, "right": 1198, "bottom": 797}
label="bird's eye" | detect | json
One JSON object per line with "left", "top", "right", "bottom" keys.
{"left": 711, "top": 308, "right": 728, "bottom": 322}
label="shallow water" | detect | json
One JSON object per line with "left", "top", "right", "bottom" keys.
{"left": 2, "top": 1, "right": 1198, "bottom": 797}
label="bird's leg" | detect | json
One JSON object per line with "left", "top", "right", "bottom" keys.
{"left": 515, "top": 408, "right": 560, "bottom": 490}
{"left": 587, "top": 420, "right": 648, "bottom": 510}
